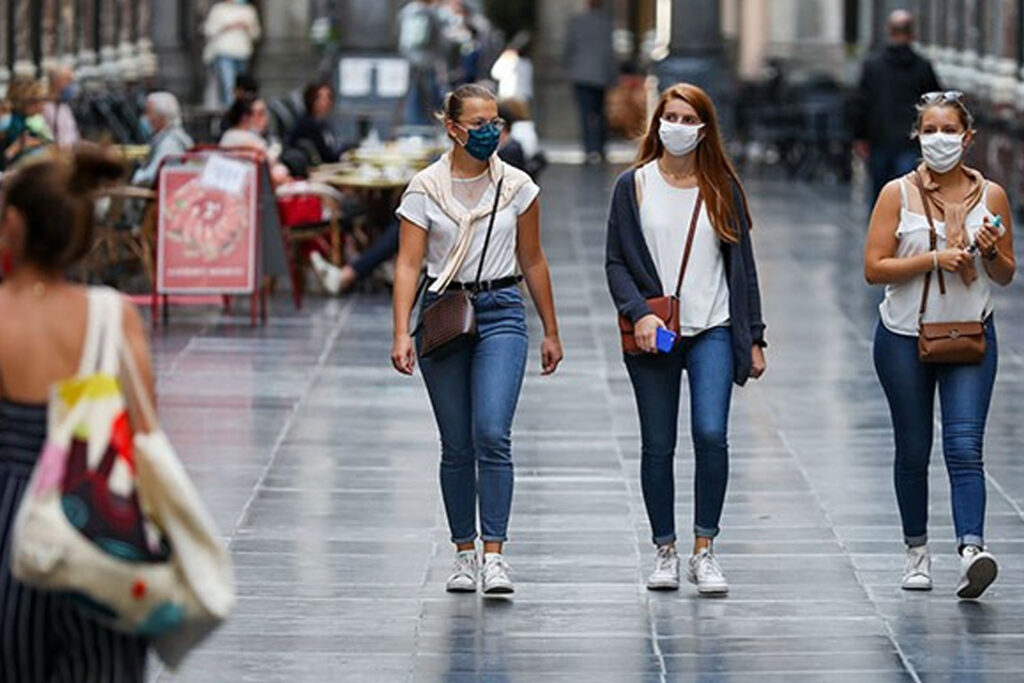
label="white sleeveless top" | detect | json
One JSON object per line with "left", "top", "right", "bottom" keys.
{"left": 636, "top": 161, "right": 730, "bottom": 336}
{"left": 879, "top": 178, "right": 1000, "bottom": 336}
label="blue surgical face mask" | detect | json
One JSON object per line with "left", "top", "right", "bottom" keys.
{"left": 139, "top": 115, "right": 154, "bottom": 139}
{"left": 0, "top": 114, "right": 11, "bottom": 131}
{"left": 457, "top": 123, "right": 500, "bottom": 161}
{"left": 59, "top": 85, "right": 77, "bottom": 103}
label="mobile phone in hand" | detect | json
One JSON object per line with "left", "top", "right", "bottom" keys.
{"left": 656, "top": 327, "right": 677, "bottom": 353}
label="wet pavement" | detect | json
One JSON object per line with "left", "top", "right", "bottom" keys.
{"left": 150, "top": 164, "right": 1024, "bottom": 681}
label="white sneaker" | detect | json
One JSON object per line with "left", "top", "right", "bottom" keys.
{"left": 445, "top": 550, "right": 478, "bottom": 593}
{"left": 687, "top": 547, "right": 729, "bottom": 595}
{"left": 481, "top": 553, "right": 514, "bottom": 596}
{"left": 956, "top": 545, "right": 998, "bottom": 600}
{"left": 901, "top": 545, "right": 933, "bottom": 591}
{"left": 309, "top": 251, "right": 342, "bottom": 295}
{"left": 646, "top": 545, "right": 680, "bottom": 591}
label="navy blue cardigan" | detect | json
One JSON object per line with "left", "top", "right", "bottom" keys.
{"left": 605, "top": 168, "right": 766, "bottom": 386}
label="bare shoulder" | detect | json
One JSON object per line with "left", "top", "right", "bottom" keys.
{"left": 985, "top": 181, "right": 1010, "bottom": 207}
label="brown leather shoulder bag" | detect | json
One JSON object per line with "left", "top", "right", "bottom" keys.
{"left": 414, "top": 177, "right": 504, "bottom": 359}
{"left": 619, "top": 194, "right": 703, "bottom": 354}
{"left": 913, "top": 172, "right": 986, "bottom": 364}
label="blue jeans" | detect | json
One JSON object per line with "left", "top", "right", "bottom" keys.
{"left": 868, "top": 145, "right": 918, "bottom": 203}
{"left": 214, "top": 56, "right": 248, "bottom": 108}
{"left": 417, "top": 287, "right": 529, "bottom": 544}
{"left": 624, "top": 326, "right": 734, "bottom": 545}
{"left": 405, "top": 67, "right": 440, "bottom": 127}
{"left": 873, "top": 320, "right": 997, "bottom": 549}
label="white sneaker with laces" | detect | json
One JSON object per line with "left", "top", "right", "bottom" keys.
{"left": 687, "top": 547, "right": 729, "bottom": 595}
{"left": 482, "top": 553, "right": 514, "bottom": 596}
{"left": 646, "top": 545, "right": 680, "bottom": 591}
{"left": 445, "top": 550, "right": 478, "bottom": 593}
{"left": 309, "top": 251, "right": 343, "bottom": 295}
{"left": 901, "top": 545, "right": 932, "bottom": 591}
{"left": 956, "top": 545, "right": 998, "bottom": 600}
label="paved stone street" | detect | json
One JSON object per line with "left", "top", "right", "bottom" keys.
{"left": 150, "top": 164, "right": 1024, "bottom": 682}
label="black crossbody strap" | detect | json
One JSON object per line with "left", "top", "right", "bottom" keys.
{"left": 473, "top": 176, "right": 505, "bottom": 290}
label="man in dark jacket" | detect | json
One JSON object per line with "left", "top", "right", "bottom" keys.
{"left": 853, "top": 10, "right": 940, "bottom": 201}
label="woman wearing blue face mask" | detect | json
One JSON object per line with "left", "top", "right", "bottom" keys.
{"left": 391, "top": 83, "right": 563, "bottom": 597}
{"left": 606, "top": 83, "right": 767, "bottom": 595}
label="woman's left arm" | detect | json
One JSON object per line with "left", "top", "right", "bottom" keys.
{"left": 738, "top": 199, "right": 767, "bottom": 379}
{"left": 977, "top": 183, "right": 1015, "bottom": 287}
{"left": 517, "top": 197, "right": 563, "bottom": 375}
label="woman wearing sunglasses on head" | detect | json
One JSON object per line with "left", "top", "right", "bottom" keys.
{"left": 865, "top": 91, "right": 1014, "bottom": 599}
{"left": 391, "top": 83, "right": 563, "bottom": 597}
{"left": 605, "top": 83, "right": 767, "bottom": 595}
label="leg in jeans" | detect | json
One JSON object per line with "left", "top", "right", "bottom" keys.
{"left": 893, "top": 148, "right": 920, "bottom": 178}
{"left": 471, "top": 289, "right": 529, "bottom": 543}
{"left": 214, "top": 56, "right": 238, "bottom": 108}
{"left": 937, "top": 321, "right": 997, "bottom": 549}
{"left": 574, "top": 84, "right": 601, "bottom": 156}
{"left": 873, "top": 322, "right": 937, "bottom": 546}
{"left": 594, "top": 87, "right": 609, "bottom": 157}
{"left": 625, "top": 345, "right": 686, "bottom": 545}
{"left": 868, "top": 145, "right": 895, "bottom": 203}
{"left": 684, "top": 327, "right": 734, "bottom": 539}
{"left": 351, "top": 221, "right": 400, "bottom": 280}
{"left": 418, "top": 296, "right": 477, "bottom": 545}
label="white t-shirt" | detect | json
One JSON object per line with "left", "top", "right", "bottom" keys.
{"left": 880, "top": 178, "right": 1000, "bottom": 336}
{"left": 397, "top": 173, "right": 540, "bottom": 283}
{"left": 203, "top": 3, "right": 261, "bottom": 63}
{"left": 636, "top": 161, "right": 730, "bottom": 336}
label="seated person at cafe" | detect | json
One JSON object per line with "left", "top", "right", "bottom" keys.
{"left": 221, "top": 94, "right": 291, "bottom": 185}
{"left": 218, "top": 72, "right": 260, "bottom": 137}
{"left": 310, "top": 220, "right": 399, "bottom": 296}
{"left": 43, "top": 64, "right": 81, "bottom": 150}
{"left": 132, "top": 92, "right": 194, "bottom": 186}
{"left": 288, "top": 82, "right": 355, "bottom": 166}
{"left": 1, "top": 79, "right": 55, "bottom": 171}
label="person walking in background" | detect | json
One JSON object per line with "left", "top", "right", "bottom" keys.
{"left": 853, "top": 10, "right": 940, "bottom": 201}
{"left": 42, "top": 65, "right": 80, "bottom": 151}
{"left": 0, "top": 80, "right": 54, "bottom": 171}
{"left": 0, "top": 147, "right": 153, "bottom": 682}
{"left": 131, "top": 92, "right": 194, "bottom": 187}
{"left": 564, "top": 0, "right": 617, "bottom": 164}
{"left": 398, "top": 0, "right": 445, "bottom": 127}
{"left": 391, "top": 84, "right": 563, "bottom": 596}
{"left": 203, "top": 0, "right": 262, "bottom": 108}
{"left": 606, "top": 83, "right": 767, "bottom": 595}
{"left": 865, "top": 92, "right": 1014, "bottom": 599}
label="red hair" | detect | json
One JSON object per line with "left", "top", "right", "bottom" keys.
{"left": 634, "top": 83, "right": 751, "bottom": 243}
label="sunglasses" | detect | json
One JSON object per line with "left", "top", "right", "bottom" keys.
{"left": 920, "top": 90, "right": 965, "bottom": 105}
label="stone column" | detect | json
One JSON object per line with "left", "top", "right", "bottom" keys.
{"left": 137, "top": 0, "right": 157, "bottom": 80}
{"left": 97, "top": 0, "right": 119, "bottom": 80}
{"left": 737, "top": 0, "right": 768, "bottom": 81}
{"left": 77, "top": 0, "right": 99, "bottom": 80}
{"left": 13, "top": 0, "right": 36, "bottom": 78}
{"left": 0, "top": 1, "right": 9, "bottom": 93}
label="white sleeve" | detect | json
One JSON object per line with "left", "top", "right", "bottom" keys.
{"left": 514, "top": 182, "right": 540, "bottom": 215}
{"left": 396, "top": 192, "right": 430, "bottom": 230}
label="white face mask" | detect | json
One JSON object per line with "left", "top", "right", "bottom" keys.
{"left": 659, "top": 120, "right": 704, "bottom": 157}
{"left": 920, "top": 132, "right": 965, "bottom": 173}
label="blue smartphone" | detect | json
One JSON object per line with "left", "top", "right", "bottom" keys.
{"left": 656, "top": 327, "right": 677, "bottom": 353}
{"left": 968, "top": 215, "right": 1002, "bottom": 254}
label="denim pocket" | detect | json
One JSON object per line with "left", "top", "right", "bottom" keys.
{"left": 489, "top": 286, "right": 525, "bottom": 309}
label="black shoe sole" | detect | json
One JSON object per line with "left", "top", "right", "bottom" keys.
{"left": 957, "top": 556, "right": 998, "bottom": 600}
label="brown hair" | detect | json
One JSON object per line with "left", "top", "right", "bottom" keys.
{"left": 7, "top": 78, "right": 47, "bottom": 115}
{"left": 634, "top": 83, "right": 750, "bottom": 243}
{"left": 913, "top": 98, "right": 975, "bottom": 137}
{"left": 2, "top": 146, "right": 125, "bottom": 271}
{"left": 303, "top": 82, "right": 332, "bottom": 113}
{"left": 439, "top": 83, "right": 496, "bottom": 123}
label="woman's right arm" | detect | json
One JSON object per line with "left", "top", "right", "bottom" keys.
{"left": 391, "top": 219, "right": 428, "bottom": 375}
{"left": 865, "top": 180, "right": 971, "bottom": 284}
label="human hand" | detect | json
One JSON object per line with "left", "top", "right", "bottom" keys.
{"left": 391, "top": 333, "right": 416, "bottom": 375}
{"left": 633, "top": 314, "right": 664, "bottom": 354}
{"left": 541, "top": 335, "right": 563, "bottom": 375}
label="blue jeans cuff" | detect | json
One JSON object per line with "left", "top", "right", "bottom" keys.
{"left": 452, "top": 533, "right": 478, "bottom": 545}
{"left": 481, "top": 535, "right": 507, "bottom": 543}
{"left": 905, "top": 534, "right": 928, "bottom": 548}
{"left": 959, "top": 534, "right": 984, "bottom": 550}
{"left": 694, "top": 525, "right": 720, "bottom": 539}
{"left": 653, "top": 533, "right": 677, "bottom": 546}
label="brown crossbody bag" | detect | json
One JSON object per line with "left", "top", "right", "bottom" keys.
{"left": 913, "top": 171, "right": 986, "bottom": 364}
{"left": 413, "top": 177, "right": 504, "bottom": 359}
{"left": 618, "top": 194, "right": 703, "bottom": 355}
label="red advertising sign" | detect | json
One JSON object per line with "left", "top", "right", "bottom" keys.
{"left": 156, "top": 156, "right": 258, "bottom": 294}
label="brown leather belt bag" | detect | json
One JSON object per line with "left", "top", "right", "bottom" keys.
{"left": 619, "top": 195, "right": 703, "bottom": 355}
{"left": 415, "top": 178, "right": 504, "bottom": 359}
{"left": 913, "top": 172, "right": 986, "bottom": 364}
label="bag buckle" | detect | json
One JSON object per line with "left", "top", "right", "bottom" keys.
{"left": 949, "top": 329, "right": 960, "bottom": 339}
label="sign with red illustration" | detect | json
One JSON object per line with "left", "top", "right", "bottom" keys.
{"left": 156, "top": 156, "right": 258, "bottom": 294}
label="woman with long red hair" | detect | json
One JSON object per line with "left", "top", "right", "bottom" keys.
{"left": 606, "top": 83, "right": 767, "bottom": 594}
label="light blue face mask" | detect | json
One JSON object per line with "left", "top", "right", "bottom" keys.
{"left": 139, "top": 115, "right": 154, "bottom": 139}
{"left": 0, "top": 114, "right": 11, "bottom": 131}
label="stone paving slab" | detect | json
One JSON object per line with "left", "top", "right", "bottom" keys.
{"left": 148, "top": 166, "right": 1024, "bottom": 681}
